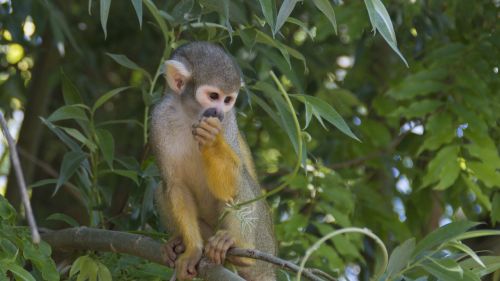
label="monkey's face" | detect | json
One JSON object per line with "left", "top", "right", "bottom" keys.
{"left": 195, "top": 85, "right": 237, "bottom": 120}
{"left": 164, "top": 42, "right": 242, "bottom": 121}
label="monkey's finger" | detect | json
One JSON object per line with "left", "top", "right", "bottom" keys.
{"left": 198, "top": 120, "right": 221, "bottom": 136}
{"left": 204, "top": 117, "right": 222, "bottom": 130}
{"left": 214, "top": 235, "right": 232, "bottom": 264}
{"left": 194, "top": 128, "right": 216, "bottom": 142}
{"left": 220, "top": 237, "right": 235, "bottom": 263}
{"left": 165, "top": 246, "right": 177, "bottom": 267}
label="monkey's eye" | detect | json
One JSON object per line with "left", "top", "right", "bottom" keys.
{"left": 224, "top": 97, "right": 233, "bottom": 104}
{"left": 209, "top": 92, "right": 219, "bottom": 100}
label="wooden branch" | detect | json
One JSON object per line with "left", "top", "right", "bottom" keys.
{"left": 0, "top": 112, "right": 40, "bottom": 244}
{"left": 41, "top": 227, "right": 332, "bottom": 281}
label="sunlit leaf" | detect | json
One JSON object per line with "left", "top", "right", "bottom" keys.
{"left": 312, "top": 0, "right": 337, "bottom": 34}
{"left": 412, "top": 221, "right": 479, "bottom": 258}
{"left": 292, "top": 94, "right": 359, "bottom": 141}
{"left": 4, "top": 263, "right": 35, "bottom": 281}
{"left": 259, "top": 0, "right": 276, "bottom": 31}
{"left": 448, "top": 241, "right": 485, "bottom": 268}
{"left": 386, "top": 238, "right": 415, "bottom": 276}
{"left": 420, "top": 257, "right": 463, "bottom": 281}
{"left": 364, "top": 0, "right": 407, "bottom": 66}
{"left": 274, "top": 0, "right": 298, "bottom": 36}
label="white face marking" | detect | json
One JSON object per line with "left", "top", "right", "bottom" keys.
{"left": 195, "top": 84, "right": 238, "bottom": 113}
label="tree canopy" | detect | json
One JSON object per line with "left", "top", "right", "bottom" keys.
{"left": 0, "top": 0, "right": 499, "bottom": 280}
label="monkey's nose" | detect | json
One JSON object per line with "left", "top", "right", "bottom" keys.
{"left": 203, "top": 108, "right": 224, "bottom": 121}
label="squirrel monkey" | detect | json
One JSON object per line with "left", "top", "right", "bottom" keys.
{"left": 151, "top": 42, "right": 276, "bottom": 281}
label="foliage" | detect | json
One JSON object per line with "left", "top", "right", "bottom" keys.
{"left": 0, "top": 196, "right": 59, "bottom": 281}
{"left": 0, "top": 0, "right": 499, "bottom": 280}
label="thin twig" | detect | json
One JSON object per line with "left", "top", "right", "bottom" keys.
{"left": 228, "top": 248, "right": 332, "bottom": 281}
{"left": 0, "top": 112, "right": 40, "bottom": 244}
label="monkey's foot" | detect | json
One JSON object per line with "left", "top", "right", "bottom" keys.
{"left": 204, "top": 230, "right": 236, "bottom": 265}
{"left": 175, "top": 248, "right": 202, "bottom": 280}
{"left": 192, "top": 117, "right": 222, "bottom": 147}
{"left": 162, "top": 236, "right": 185, "bottom": 268}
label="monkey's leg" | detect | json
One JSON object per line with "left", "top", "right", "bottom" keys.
{"left": 166, "top": 187, "right": 203, "bottom": 280}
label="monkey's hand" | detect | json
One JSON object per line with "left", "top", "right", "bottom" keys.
{"left": 175, "top": 247, "right": 202, "bottom": 280}
{"left": 192, "top": 117, "right": 222, "bottom": 148}
{"left": 162, "top": 236, "right": 185, "bottom": 268}
{"left": 204, "top": 230, "right": 255, "bottom": 266}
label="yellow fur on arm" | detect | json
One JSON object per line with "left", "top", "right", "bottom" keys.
{"left": 201, "top": 133, "right": 240, "bottom": 202}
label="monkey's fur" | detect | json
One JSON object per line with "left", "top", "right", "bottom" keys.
{"left": 151, "top": 42, "right": 276, "bottom": 281}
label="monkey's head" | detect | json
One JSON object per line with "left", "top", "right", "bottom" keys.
{"left": 164, "top": 42, "right": 242, "bottom": 121}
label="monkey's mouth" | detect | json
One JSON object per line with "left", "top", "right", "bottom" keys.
{"left": 202, "top": 108, "right": 224, "bottom": 121}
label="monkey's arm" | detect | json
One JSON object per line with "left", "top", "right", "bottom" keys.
{"left": 200, "top": 133, "right": 241, "bottom": 202}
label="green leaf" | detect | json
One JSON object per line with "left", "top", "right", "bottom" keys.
{"left": 78, "top": 257, "right": 98, "bottom": 281}
{"left": 364, "top": 0, "right": 408, "bottom": 66}
{"left": 454, "top": 229, "right": 500, "bottom": 241}
{"left": 47, "top": 105, "right": 89, "bottom": 123}
{"left": 106, "top": 53, "right": 150, "bottom": 78}
{"left": 421, "top": 257, "right": 463, "bottom": 281}
{"left": 421, "top": 145, "right": 459, "bottom": 188}
{"left": 448, "top": 241, "right": 485, "bottom": 268}
{"left": 253, "top": 82, "right": 301, "bottom": 157}
{"left": 274, "top": 0, "right": 298, "bottom": 36}
{"left": 389, "top": 100, "right": 442, "bottom": 119}
{"left": 61, "top": 70, "right": 83, "bottom": 105}
{"left": 92, "top": 86, "right": 131, "bottom": 113}
{"left": 143, "top": 0, "right": 169, "bottom": 47}
{"left": 412, "top": 221, "right": 479, "bottom": 258}
{"left": 461, "top": 175, "right": 491, "bottom": 211}
{"left": 259, "top": 0, "right": 276, "bottom": 31}
{"left": 417, "top": 113, "right": 455, "bottom": 154}
{"left": 100, "top": 0, "right": 112, "bottom": 38}
{"left": 131, "top": 0, "right": 142, "bottom": 28}
{"left": 55, "top": 151, "right": 86, "bottom": 195}
{"left": 249, "top": 92, "right": 281, "bottom": 126}
{"left": 70, "top": 256, "right": 86, "bottom": 277}
{"left": 468, "top": 161, "right": 500, "bottom": 188}
{"left": 96, "top": 129, "right": 115, "bottom": 169}
{"left": 461, "top": 256, "right": 500, "bottom": 278}
{"left": 312, "top": 0, "right": 337, "bottom": 34}
{"left": 41, "top": 118, "right": 81, "bottom": 152}
{"left": 22, "top": 242, "right": 59, "bottom": 281}
{"left": 110, "top": 169, "right": 139, "bottom": 185}
{"left": 293, "top": 94, "right": 360, "bottom": 141}
{"left": 97, "top": 263, "right": 112, "bottom": 281}
{"left": 386, "top": 238, "right": 415, "bottom": 276}
{"left": 433, "top": 156, "right": 460, "bottom": 190}
{"left": 60, "top": 127, "right": 97, "bottom": 151}
{"left": 46, "top": 213, "right": 79, "bottom": 227}
{"left": 5, "top": 263, "right": 35, "bottom": 281}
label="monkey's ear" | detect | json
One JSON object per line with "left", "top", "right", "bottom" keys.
{"left": 165, "top": 60, "right": 191, "bottom": 94}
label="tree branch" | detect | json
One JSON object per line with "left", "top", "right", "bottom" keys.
{"left": 42, "top": 227, "right": 333, "bottom": 281}
{"left": 0, "top": 112, "right": 40, "bottom": 244}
